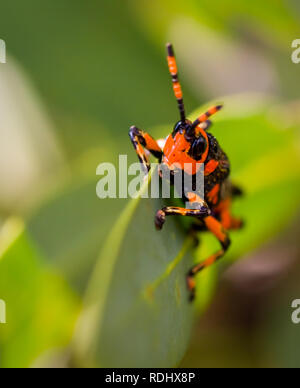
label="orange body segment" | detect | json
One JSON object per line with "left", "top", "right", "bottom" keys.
{"left": 144, "top": 133, "right": 162, "bottom": 152}
{"left": 207, "top": 183, "right": 220, "bottom": 205}
{"left": 163, "top": 133, "right": 202, "bottom": 175}
{"left": 205, "top": 159, "right": 219, "bottom": 176}
{"left": 204, "top": 216, "right": 228, "bottom": 245}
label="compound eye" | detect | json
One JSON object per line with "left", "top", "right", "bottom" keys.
{"left": 173, "top": 121, "right": 184, "bottom": 133}
{"left": 189, "top": 136, "right": 207, "bottom": 159}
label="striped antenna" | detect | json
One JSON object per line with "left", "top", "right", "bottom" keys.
{"left": 191, "top": 105, "right": 223, "bottom": 130}
{"left": 166, "top": 43, "right": 186, "bottom": 122}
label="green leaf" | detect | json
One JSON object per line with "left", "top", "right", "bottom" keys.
{"left": 72, "top": 174, "right": 202, "bottom": 368}
{"left": 0, "top": 218, "right": 79, "bottom": 368}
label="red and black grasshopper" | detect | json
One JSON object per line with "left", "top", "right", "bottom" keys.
{"left": 129, "top": 44, "right": 243, "bottom": 301}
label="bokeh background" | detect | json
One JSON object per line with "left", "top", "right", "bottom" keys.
{"left": 0, "top": 0, "right": 300, "bottom": 368}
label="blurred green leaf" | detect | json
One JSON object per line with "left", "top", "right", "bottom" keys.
{"left": 133, "top": 0, "right": 300, "bottom": 48}
{"left": 27, "top": 143, "right": 128, "bottom": 293}
{"left": 259, "top": 270, "right": 300, "bottom": 368}
{"left": 0, "top": 218, "right": 79, "bottom": 368}
{"left": 0, "top": 0, "right": 198, "bottom": 158}
{"left": 0, "top": 56, "right": 64, "bottom": 215}
{"left": 132, "top": 0, "right": 300, "bottom": 100}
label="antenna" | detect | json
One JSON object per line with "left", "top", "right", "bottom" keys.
{"left": 191, "top": 105, "right": 223, "bottom": 130}
{"left": 166, "top": 43, "right": 186, "bottom": 122}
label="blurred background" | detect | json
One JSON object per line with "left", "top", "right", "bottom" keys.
{"left": 0, "top": 0, "right": 300, "bottom": 368}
